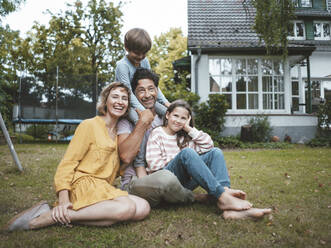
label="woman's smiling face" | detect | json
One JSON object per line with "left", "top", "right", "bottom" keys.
{"left": 106, "top": 87, "right": 129, "bottom": 118}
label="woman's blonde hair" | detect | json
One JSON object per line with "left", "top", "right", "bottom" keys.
{"left": 96, "top": 82, "right": 130, "bottom": 116}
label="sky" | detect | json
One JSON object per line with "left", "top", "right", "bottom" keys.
{"left": 3, "top": 0, "right": 188, "bottom": 39}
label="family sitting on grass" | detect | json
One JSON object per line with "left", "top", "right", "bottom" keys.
{"left": 5, "top": 28, "right": 271, "bottom": 232}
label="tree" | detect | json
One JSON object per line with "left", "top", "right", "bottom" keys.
{"left": 250, "top": 0, "right": 295, "bottom": 57}
{"left": 21, "top": 0, "right": 124, "bottom": 111}
{"left": 0, "top": 0, "right": 25, "bottom": 128}
{"left": 148, "top": 28, "right": 199, "bottom": 106}
{"left": 0, "top": 0, "right": 25, "bottom": 19}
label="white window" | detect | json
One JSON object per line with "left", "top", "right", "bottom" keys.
{"left": 209, "top": 57, "right": 285, "bottom": 112}
{"left": 209, "top": 58, "right": 233, "bottom": 108}
{"left": 314, "top": 22, "right": 331, "bottom": 40}
{"left": 288, "top": 21, "right": 305, "bottom": 40}
{"left": 301, "top": 0, "right": 312, "bottom": 7}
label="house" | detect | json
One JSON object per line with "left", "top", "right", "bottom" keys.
{"left": 289, "top": 0, "right": 331, "bottom": 112}
{"left": 186, "top": 0, "right": 331, "bottom": 142}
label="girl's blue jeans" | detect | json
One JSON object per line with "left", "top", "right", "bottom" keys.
{"left": 165, "top": 147, "right": 230, "bottom": 199}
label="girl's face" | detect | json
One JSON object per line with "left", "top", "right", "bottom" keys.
{"left": 165, "top": 106, "right": 190, "bottom": 134}
{"left": 106, "top": 87, "right": 129, "bottom": 118}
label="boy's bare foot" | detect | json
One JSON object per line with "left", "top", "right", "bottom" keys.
{"left": 194, "top": 193, "right": 215, "bottom": 204}
{"left": 222, "top": 208, "right": 272, "bottom": 220}
{"left": 224, "top": 187, "right": 246, "bottom": 200}
{"left": 217, "top": 191, "right": 252, "bottom": 211}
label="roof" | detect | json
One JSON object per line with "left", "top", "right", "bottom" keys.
{"left": 187, "top": 0, "right": 314, "bottom": 55}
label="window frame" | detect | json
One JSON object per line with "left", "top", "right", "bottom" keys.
{"left": 313, "top": 21, "right": 331, "bottom": 40}
{"left": 288, "top": 21, "right": 306, "bottom": 40}
{"left": 208, "top": 56, "right": 286, "bottom": 114}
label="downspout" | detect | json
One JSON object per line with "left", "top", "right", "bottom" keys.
{"left": 194, "top": 48, "right": 201, "bottom": 94}
{"left": 306, "top": 56, "right": 312, "bottom": 114}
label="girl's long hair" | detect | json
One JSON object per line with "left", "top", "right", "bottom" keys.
{"left": 163, "top": 99, "right": 194, "bottom": 149}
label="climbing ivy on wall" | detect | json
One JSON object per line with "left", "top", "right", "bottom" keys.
{"left": 250, "top": 0, "right": 295, "bottom": 58}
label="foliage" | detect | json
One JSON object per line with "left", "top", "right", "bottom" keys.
{"left": 241, "top": 115, "right": 272, "bottom": 142}
{"left": 0, "top": 0, "right": 24, "bottom": 18}
{"left": 307, "top": 136, "right": 330, "bottom": 147}
{"left": 148, "top": 28, "right": 200, "bottom": 106}
{"left": 25, "top": 124, "right": 54, "bottom": 140}
{"left": 194, "top": 94, "right": 229, "bottom": 137}
{"left": 15, "top": 132, "right": 34, "bottom": 142}
{"left": 1, "top": 144, "right": 330, "bottom": 247}
{"left": 251, "top": 0, "right": 295, "bottom": 57}
{"left": 19, "top": 0, "right": 124, "bottom": 109}
{"left": 0, "top": 25, "right": 21, "bottom": 129}
{"left": 317, "top": 100, "right": 331, "bottom": 133}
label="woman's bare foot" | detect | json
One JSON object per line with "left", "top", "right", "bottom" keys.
{"left": 222, "top": 208, "right": 272, "bottom": 220}
{"left": 217, "top": 191, "right": 252, "bottom": 211}
{"left": 224, "top": 187, "right": 246, "bottom": 200}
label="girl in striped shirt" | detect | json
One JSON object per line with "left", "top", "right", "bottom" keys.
{"left": 146, "top": 100, "right": 272, "bottom": 219}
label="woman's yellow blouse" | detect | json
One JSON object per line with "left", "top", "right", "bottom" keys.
{"left": 54, "top": 116, "right": 120, "bottom": 194}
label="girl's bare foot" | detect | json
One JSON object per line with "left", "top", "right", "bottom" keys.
{"left": 217, "top": 191, "right": 252, "bottom": 211}
{"left": 222, "top": 208, "right": 272, "bottom": 220}
{"left": 224, "top": 187, "right": 246, "bottom": 200}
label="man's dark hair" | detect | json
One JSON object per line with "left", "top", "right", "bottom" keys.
{"left": 131, "top": 67, "right": 159, "bottom": 93}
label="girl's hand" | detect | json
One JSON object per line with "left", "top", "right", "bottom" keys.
{"left": 183, "top": 115, "right": 192, "bottom": 133}
{"left": 52, "top": 202, "right": 73, "bottom": 225}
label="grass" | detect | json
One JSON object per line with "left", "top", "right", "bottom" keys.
{"left": 0, "top": 144, "right": 330, "bottom": 248}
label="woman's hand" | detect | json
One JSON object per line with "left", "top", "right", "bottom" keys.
{"left": 183, "top": 115, "right": 192, "bottom": 133}
{"left": 52, "top": 202, "right": 73, "bottom": 225}
{"left": 52, "top": 190, "right": 72, "bottom": 225}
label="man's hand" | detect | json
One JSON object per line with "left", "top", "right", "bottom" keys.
{"left": 136, "top": 109, "right": 154, "bottom": 127}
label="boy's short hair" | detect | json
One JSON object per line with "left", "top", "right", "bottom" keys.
{"left": 124, "top": 28, "right": 152, "bottom": 54}
{"left": 131, "top": 68, "right": 159, "bottom": 93}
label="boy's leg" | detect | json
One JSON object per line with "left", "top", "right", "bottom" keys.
{"left": 154, "top": 102, "right": 168, "bottom": 116}
{"left": 128, "top": 170, "right": 195, "bottom": 207}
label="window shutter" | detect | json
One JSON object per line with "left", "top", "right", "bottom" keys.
{"left": 305, "top": 21, "right": 314, "bottom": 40}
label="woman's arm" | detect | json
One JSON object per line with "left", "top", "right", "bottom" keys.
{"left": 54, "top": 120, "right": 91, "bottom": 194}
{"left": 52, "top": 190, "right": 73, "bottom": 225}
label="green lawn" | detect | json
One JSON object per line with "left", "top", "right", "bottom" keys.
{"left": 0, "top": 144, "right": 330, "bottom": 248}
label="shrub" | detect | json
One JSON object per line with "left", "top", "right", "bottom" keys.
{"left": 194, "top": 94, "right": 229, "bottom": 137}
{"left": 241, "top": 115, "right": 272, "bottom": 142}
{"left": 25, "top": 124, "right": 54, "bottom": 140}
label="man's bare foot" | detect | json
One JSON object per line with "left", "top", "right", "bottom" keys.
{"left": 222, "top": 208, "right": 272, "bottom": 220}
{"left": 217, "top": 191, "right": 252, "bottom": 211}
{"left": 194, "top": 193, "right": 215, "bottom": 204}
{"left": 224, "top": 187, "right": 246, "bottom": 200}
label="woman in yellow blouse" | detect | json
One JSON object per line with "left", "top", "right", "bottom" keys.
{"left": 6, "top": 82, "right": 150, "bottom": 231}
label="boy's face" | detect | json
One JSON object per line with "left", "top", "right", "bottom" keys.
{"left": 134, "top": 78, "right": 157, "bottom": 110}
{"left": 126, "top": 49, "right": 147, "bottom": 67}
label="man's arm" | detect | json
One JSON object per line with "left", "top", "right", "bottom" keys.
{"left": 118, "top": 109, "right": 154, "bottom": 165}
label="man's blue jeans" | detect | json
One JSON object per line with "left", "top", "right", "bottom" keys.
{"left": 165, "top": 147, "right": 230, "bottom": 199}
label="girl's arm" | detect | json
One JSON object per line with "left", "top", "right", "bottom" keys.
{"left": 183, "top": 116, "right": 214, "bottom": 153}
{"left": 145, "top": 130, "right": 168, "bottom": 172}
